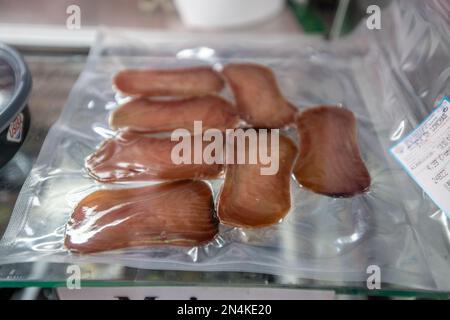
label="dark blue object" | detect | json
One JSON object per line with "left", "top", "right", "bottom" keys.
{"left": 0, "top": 42, "right": 32, "bottom": 167}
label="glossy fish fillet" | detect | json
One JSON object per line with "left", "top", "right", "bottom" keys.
{"left": 293, "top": 106, "right": 371, "bottom": 197}
{"left": 113, "top": 67, "right": 224, "bottom": 97}
{"left": 109, "top": 95, "right": 239, "bottom": 133}
{"left": 218, "top": 132, "right": 298, "bottom": 228}
{"left": 222, "top": 63, "right": 297, "bottom": 128}
{"left": 85, "top": 131, "right": 223, "bottom": 182}
{"left": 64, "top": 180, "right": 218, "bottom": 253}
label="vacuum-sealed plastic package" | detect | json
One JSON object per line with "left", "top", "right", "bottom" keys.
{"left": 0, "top": 0, "right": 449, "bottom": 291}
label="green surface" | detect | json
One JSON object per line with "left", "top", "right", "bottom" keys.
{"left": 288, "top": 0, "right": 362, "bottom": 38}
{"left": 288, "top": 0, "right": 327, "bottom": 34}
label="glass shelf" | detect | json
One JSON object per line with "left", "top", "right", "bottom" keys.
{"left": 1, "top": 262, "right": 449, "bottom": 299}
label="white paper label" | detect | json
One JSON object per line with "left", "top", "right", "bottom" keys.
{"left": 391, "top": 97, "right": 450, "bottom": 216}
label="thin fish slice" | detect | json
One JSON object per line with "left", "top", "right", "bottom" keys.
{"left": 113, "top": 66, "right": 224, "bottom": 97}
{"left": 222, "top": 63, "right": 297, "bottom": 128}
{"left": 65, "top": 180, "right": 218, "bottom": 253}
{"left": 293, "top": 106, "right": 371, "bottom": 197}
{"left": 218, "top": 132, "right": 298, "bottom": 228}
{"left": 110, "top": 95, "right": 239, "bottom": 133}
{"left": 85, "top": 131, "right": 223, "bottom": 182}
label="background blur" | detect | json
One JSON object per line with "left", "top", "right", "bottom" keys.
{"left": 0, "top": 0, "right": 391, "bottom": 49}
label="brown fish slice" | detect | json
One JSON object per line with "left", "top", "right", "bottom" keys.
{"left": 113, "top": 66, "right": 224, "bottom": 97}
{"left": 222, "top": 63, "right": 297, "bottom": 128}
{"left": 110, "top": 95, "right": 239, "bottom": 133}
{"left": 64, "top": 180, "right": 218, "bottom": 253}
{"left": 85, "top": 131, "right": 223, "bottom": 183}
{"left": 218, "top": 132, "right": 298, "bottom": 228}
{"left": 293, "top": 106, "right": 371, "bottom": 197}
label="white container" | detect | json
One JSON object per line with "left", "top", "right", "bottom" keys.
{"left": 174, "top": 0, "right": 285, "bottom": 29}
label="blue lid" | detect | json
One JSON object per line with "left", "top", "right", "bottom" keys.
{"left": 0, "top": 43, "right": 32, "bottom": 133}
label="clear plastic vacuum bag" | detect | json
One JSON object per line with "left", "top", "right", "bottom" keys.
{"left": 0, "top": 0, "right": 449, "bottom": 291}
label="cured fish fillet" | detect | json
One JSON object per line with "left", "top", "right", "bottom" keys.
{"left": 218, "top": 132, "right": 298, "bottom": 228}
{"left": 109, "top": 95, "right": 239, "bottom": 133}
{"left": 222, "top": 63, "right": 297, "bottom": 128}
{"left": 113, "top": 67, "right": 224, "bottom": 97}
{"left": 64, "top": 180, "right": 218, "bottom": 253}
{"left": 293, "top": 106, "right": 371, "bottom": 197}
{"left": 85, "top": 131, "right": 223, "bottom": 182}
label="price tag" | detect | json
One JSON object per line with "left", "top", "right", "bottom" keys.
{"left": 390, "top": 96, "right": 450, "bottom": 216}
